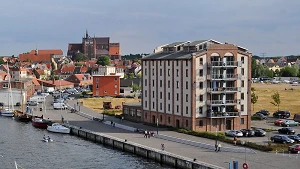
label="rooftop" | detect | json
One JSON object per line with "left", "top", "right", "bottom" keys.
{"left": 123, "top": 102, "right": 141, "bottom": 107}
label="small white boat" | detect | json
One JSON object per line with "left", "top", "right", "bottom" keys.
{"left": 41, "top": 138, "right": 53, "bottom": 142}
{"left": 0, "top": 109, "right": 14, "bottom": 117}
{"left": 47, "top": 123, "right": 70, "bottom": 134}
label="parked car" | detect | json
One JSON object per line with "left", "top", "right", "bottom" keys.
{"left": 288, "top": 135, "right": 300, "bottom": 143}
{"left": 26, "top": 101, "right": 38, "bottom": 106}
{"left": 273, "top": 110, "right": 291, "bottom": 118}
{"left": 278, "top": 127, "right": 295, "bottom": 135}
{"left": 254, "top": 129, "right": 266, "bottom": 136}
{"left": 256, "top": 110, "right": 270, "bottom": 116}
{"left": 281, "top": 120, "right": 299, "bottom": 127}
{"left": 288, "top": 144, "right": 300, "bottom": 153}
{"left": 274, "top": 119, "right": 287, "bottom": 126}
{"left": 225, "top": 130, "right": 243, "bottom": 137}
{"left": 271, "top": 135, "right": 295, "bottom": 144}
{"left": 253, "top": 113, "right": 267, "bottom": 119}
{"left": 240, "top": 129, "right": 255, "bottom": 137}
{"left": 15, "top": 102, "right": 21, "bottom": 106}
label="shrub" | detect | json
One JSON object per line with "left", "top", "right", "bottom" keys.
{"left": 103, "top": 109, "right": 122, "bottom": 116}
{"left": 251, "top": 116, "right": 263, "bottom": 120}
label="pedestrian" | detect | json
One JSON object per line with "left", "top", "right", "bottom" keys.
{"left": 233, "top": 136, "right": 237, "bottom": 145}
{"left": 215, "top": 143, "right": 218, "bottom": 152}
{"left": 217, "top": 143, "right": 221, "bottom": 152}
{"left": 144, "top": 130, "right": 148, "bottom": 138}
{"left": 161, "top": 143, "right": 165, "bottom": 151}
{"left": 113, "top": 122, "right": 115, "bottom": 127}
{"left": 148, "top": 131, "right": 151, "bottom": 138}
{"left": 121, "top": 116, "right": 124, "bottom": 121}
{"left": 110, "top": 121, "right": 113, "bottom": 126}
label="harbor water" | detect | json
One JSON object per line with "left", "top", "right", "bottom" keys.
{"left": 0, "top": 117, "right": 171, "bottom": 169}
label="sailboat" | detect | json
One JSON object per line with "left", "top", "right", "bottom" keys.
{"left": 14, "top": 79, "right": 32, "bottom": 122}
{"left": 0, "top": 63, "right": 14, "bottom": 117}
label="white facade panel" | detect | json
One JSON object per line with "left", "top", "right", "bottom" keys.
{"left": 150, "top": 61, "right": 157, "bottom": 112}
{"left": 173, "top": 60, "right": 181, "bottom": 116}
{"left": 142, "top": 61, "right": 149, "bottom": 110}
{"left": 183, "top": 60, "right": 192, "bottom": 117}
{"left": 165, "top": 61, "right": 173, "bottom": 114}
{"left": 157, "top": 61, "right": 165, "bottom": 113}
{"left": 237, "top": 53, "right": 249, "bottom": 115}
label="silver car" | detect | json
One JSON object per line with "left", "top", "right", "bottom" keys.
{"left": 225, "top": 130, "right": 244, "bottom": 137}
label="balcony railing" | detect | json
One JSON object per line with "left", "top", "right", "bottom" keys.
{"left": 208, "top": 61, "right": 239, "bottom": 67}
{"left": 207, "top": 74, "right": 239, "bottom": 80}
{"left": 207, "top": 87, "right": 239, "bottom": 93}
{"left": 207, "top": 112, "right": 240, "bottom": 118}
{"left": 207, "top": 99, "right": 241, "bottom": 105}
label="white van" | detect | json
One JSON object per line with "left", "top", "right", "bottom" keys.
{"left": 29, "top": 96, "right": 46, "bottom": 103}
{"left": 53, "top": 103, "right": 68, "bottom": 110}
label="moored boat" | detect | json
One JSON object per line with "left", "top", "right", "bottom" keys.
{"left": 0, "top": 108, "right": 14, "bottom": 117}
{"left": 14, "top": 110, "right": 32, "bottom": 122}
{"left": 32, "top": 115, "right": 49, "bottom": 129}
{"left": 47, "top": 123, "right": 70, "bottom": 134}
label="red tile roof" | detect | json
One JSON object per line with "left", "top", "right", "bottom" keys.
{"left": 19, "top": 53, "right": 52, "bottom": 62}
{"left": 0, "top": 72, "right": 8, "bottom": 80}
{"left": 32, "top": 78, "right": 40, "bottom": 86}
{"left": 37, "top": 79, "right": 74, "bottom": 86}
{"left": 61, "top": 65, "right": 75, "bottom": 73}
{"left": 29, "top": 49, "right": 63, "bottom": 55}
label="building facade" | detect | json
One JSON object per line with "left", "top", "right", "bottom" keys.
{"left": 92, "top": 74, "right": 120, "bottom": 97}
{"left": 141, "top": 40, "right": 252, "bottom": 132}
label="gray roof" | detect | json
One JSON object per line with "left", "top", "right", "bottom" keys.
{"left": 164, "top": 42, "right": 186, "bottom": 48}
{"left": 120, "top": 78, "right": 142, "bottom": 87}
{"left": 183, "top": 40, "right": 207, "bottom": 46}
{"left": 123, "top": 102, "right": 141, "bottom": 107}
{"left": 141, "top": 50, "right": 206, "bottom": 60}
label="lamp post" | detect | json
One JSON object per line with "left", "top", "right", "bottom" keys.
{"left": 156, "top": 118, "right": 159, "bottom": 135}
{"left": 241, "top": 140, "right": 247, "bottom": 163}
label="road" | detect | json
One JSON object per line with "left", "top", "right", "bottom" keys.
{"left": 32, "top": 96, "right": 300, "bottom": 169}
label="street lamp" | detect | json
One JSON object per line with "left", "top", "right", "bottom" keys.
{"left": 156, "top": 118, "right": 159, "bottom": 135}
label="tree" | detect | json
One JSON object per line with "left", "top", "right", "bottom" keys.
{"left": 251, "top": 58, "right": 257, "bottom": 78}
{"left": 251, "top": 93, "right": 258, "bottom": 111}
{"left": 270, "top": 91, "right": 281, "bottom": 111}
{"left": 74, "top": 53, "right": 88, "bottom": 62}
{"left": 96, "top": 56, "right": 110, "bottom": 66}
{"left": 124, "top": 73, "right": 135, "bottom": 79}
{"left": 51, "top": 61, "right": 56, "bottom": 70}
{"left": 280, "top": 66, "right": 298, "bottom": 77}
{"left": 0, "top": 57, "right": 4, "bottom": 64}
{"left": 131, "top": 84, "right": 141, "bottom": 92}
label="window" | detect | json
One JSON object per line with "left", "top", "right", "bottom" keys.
{"left": 160, "top": 92, "right": 162, "bottom": 99}
{"left": 241, "top": 118, "right": 245, "bottom": 124}
{"left": 199, "top": 120, "right": 203, "bottom": 126}
{"left": 186, "top": 82, "right": 188, "bottom": 89}
{"left": 186, "top": 120, "right": 188, "bottom": 127}
{"left": 199, "top": 107, "right": 203, "bottom": 114}
{"left": 145, "top": 69, "right": 147, "bottom": 75}
{"left": 114, "top": 84, "right": 117, "bottom": 88}
{"left": 186, "top": 106, "right": 188, "bottom": 114}
{"left": 199, "top": 95, "right": 203, "bottom": 101}
{"left": 152, "top": 80, "right": 155, "bottom": 86}
{"left": 96, "top": 78, "right": 99, "bottom": 82}
{"left": 152, "top": 61, "right": 154, "bottom": 66}
{"left": 177, "top": 93, "right": 179, "bottom": 101}
{"left": 176, "top": 60, "right": 178, "bottom": 66}
{"left": 160, "top": 103, "right": 162, "bottom": 110}
{"left": 168, "top": 60, "right": 170, "bottom": 66}
{"left": 168, "top": 104, "right": 170, "bottom": 111}
{"left": 168, "top": 69, "right": 170, "bottom": 76}
{"left": 152, "top": 69, "right": 154, "bottom": 76}
{"left": 152, "top": 91, "right": 154, "bottom": 98}
{"left": 160, "top": 115, "right": 162, "bottom": 122}
{"left": 176, "top": 69, "right": 179, "bottom": 77}
{"left": 96, "top": 84, "right": 99, "bottom": 89}
{"left": 186, "top": 61, "right": 188, "bottom": 66}
{"left": 241, "top": 57, "right": 244, "bottom": 64}
{"left": 160, "top": 80, "right": 162, "bottom": 87}
{"left": 168, "top": 92, "right": 170, "bottom": 100}
{"left": 115, "top": 78, "right": 117, "bottom": 81}
{"left": 242, "top": 80, "right": 244, "bottom": 87}
{"left": 241, "top": 68, "right": 244, "bottom": 76}
{"left": 145, "top": 101, "right": 147, "bottom": 108}
{"left": 152, "top": 102, "right": 155, "bottom": 109}
{"left": 104, "top": 90, "right": 107, "bottom": 93}
{"left": 160, "top": 61, "right": 162, "bottom": 66}
{"left": 200, "top": 58, "right": 203, "bottom": 65}
{"left": 186, "top": 69, "right": 188, "bottom": 77}
{"left": 145, "top": 91, "right": 147, "bottom": 97}
{"left": 241, "top": 93, "right": 244, "bottom": 100}
{"left": 176, "top": 105, "right": 179, "bottom": 112}
{"left": 168, "top": 80, "right": 170, "bottom": 88}
{"left": 160, "top": 69, "right": 162, "bottom": 76}
{"left": 144, "top": 79, "right": 147, "bottom": 86}
{"left": 2, "top": 83, "right": 8, "bottom": 88}
{"left": 213, "top": 119, "right": 217, "bottom": 126}
{"left": 168, "top": 116, "right": 171, "bottom": 123}
{"left": 241, "top": 105, "right": 244, "bottom": 111}
{"left": 96, "top": 91, "right": 99, "bottom": 96}
{"left": 186, "top": 94, "right": 188, "bottom": 102}
{"left": 199, "top": 82, "right": 203, "bottom": 89}
{"left": 199, "top": 69, "right": 203, "bottom": 76}
{"left": 115, "top": 91, "right": 117, "bottom": 94}
{"left": 176, "top": 81, "right": 179, "bottom": 88}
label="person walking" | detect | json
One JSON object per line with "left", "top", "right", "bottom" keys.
{"left": 161, "top": 143, "right": 165, "bottom": 151}
{"left": 217, "top": 143, "right": 221, "bottom": 152}
{"left": 215, "top": 143, "right": 218, "bottom": 152}
{"left": 144, "top": 130, "right": 148, "bottom": 138}
{"left": 233, "top": 136, "right": 237, "bottom": 146}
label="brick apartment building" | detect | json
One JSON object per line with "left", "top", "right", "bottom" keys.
{"left": 92, "top": 74, "right": 120, "bottom": 97}
{"left": 67, "top": 30, "right": 121, "bottom": 60}
{"left": 140, "top": 40, "right": 252, "bottom": 132}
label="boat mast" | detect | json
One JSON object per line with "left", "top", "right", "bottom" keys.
{"left": 21, "top": 79, "right": 24, "bottom": 113}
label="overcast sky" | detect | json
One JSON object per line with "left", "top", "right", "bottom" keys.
{"left": 0, "top": 0, "right": 299, "bottom": 57}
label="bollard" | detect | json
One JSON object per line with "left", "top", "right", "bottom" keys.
{"left": 233, "top": 161, "right": 238, "bottom": 169}
{"left": 228, "top": 162, "right": 232, "bottom": 169}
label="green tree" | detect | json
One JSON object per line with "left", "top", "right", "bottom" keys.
{"left": 0, "top": 57, "right": 4, "bottom": 64}
{"left": 131, "top": 84, "right": 141, "bottom": 92}
{"left": 75, "top": 63, "right": 83, "bottom": 66}
{"left": 251, "top": 58, "right": 257, "bottom": 78}
{"left": 51, "top": 61, "right": 56, "bottom": 70}
{"left": 96, "top": 56, "right": 110, "bottom": 66}
{"left": 270, "top": 91, "right": 281, "bottom": 111}
{"left": 74, "top": 53, "right": 88, "bottom": 62}
{"left": 280, "top": 66, "right": 298, "bottom": 77}
{"left": 274, "top": 69, "right": 280, "bottom": 77}
{"left": 124, "top": 73, "right": 135, "bottom": 79}
{"left": 251, "top": 93, "right": 258, "bottom": 111}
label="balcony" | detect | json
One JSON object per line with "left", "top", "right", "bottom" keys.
{"left": 207, "top": 87, "right": 240, "bottom": 93}
{"left": 207, "top": 99, "right": 241, "bottom": 106}
{"left": 208, "top": 61, "right": 239, "bottom": 67}
{"left": 207, "top": 112, "right": 240, "bottom": 118}
{"left": 207, "top": 74, "right": 240, "bottom": 80}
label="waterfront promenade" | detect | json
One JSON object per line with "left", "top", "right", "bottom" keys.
{"left": 34, "top": 97, "right": 300, "bottom": 169}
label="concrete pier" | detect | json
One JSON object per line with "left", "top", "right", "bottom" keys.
{"left": 66, "top": 124, "right": 223, "bottom": 169}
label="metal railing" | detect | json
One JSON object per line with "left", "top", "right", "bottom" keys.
{"left": 207, "top": 112, "right": 240, "bottom": 118}
{"left": 208, "top": 61, "right": 238, "bottom": 67}
{"left": 207, "top": 99, "right": 241, "bottom": 105}
{"left": 207, "top": 74, "right": 239, "bottom": 80}
{"left": 207, "top": 87, "right": 239, "bottom": 92}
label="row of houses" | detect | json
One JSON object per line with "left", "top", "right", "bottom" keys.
{"left": 257, "top": 56, "right": 300, "bottom": 71}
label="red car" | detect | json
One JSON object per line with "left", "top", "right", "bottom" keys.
{"left": 274, "top": 119, "right": 286, "bottom": 126}
{"left": 288, "top": 144, "right": 300, "bottom": 153}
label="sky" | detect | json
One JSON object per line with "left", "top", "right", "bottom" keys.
{"left": 0, "top": 0, "right": 299, "bottom": 57}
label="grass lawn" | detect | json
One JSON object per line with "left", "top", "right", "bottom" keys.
{"left": 252, "top": 83, "right": 300, "bottom": 116}
{"left": 78, "top": 97, "right": 141, "bottom": 113}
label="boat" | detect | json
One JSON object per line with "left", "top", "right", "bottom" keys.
{"left": 0, "top": 108, "right": 14, "bottom": 117}
{"left": 32, "top": 115, "right": 49, "bottom": 129}
{"left": 0, "top": 63, "right": 14, "bottom": 117}
{"left": 41, "top": 138, "right": 53, "bottom": 142}
{"left": 47, "top": 123, "right": 70, "bottom": 134}
{"left": 14, "top": 110, "right": 32, "bottom": 122}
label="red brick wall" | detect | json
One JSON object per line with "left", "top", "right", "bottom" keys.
{"left": 93, "top": 76, "right": 120, "bottom": 96}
